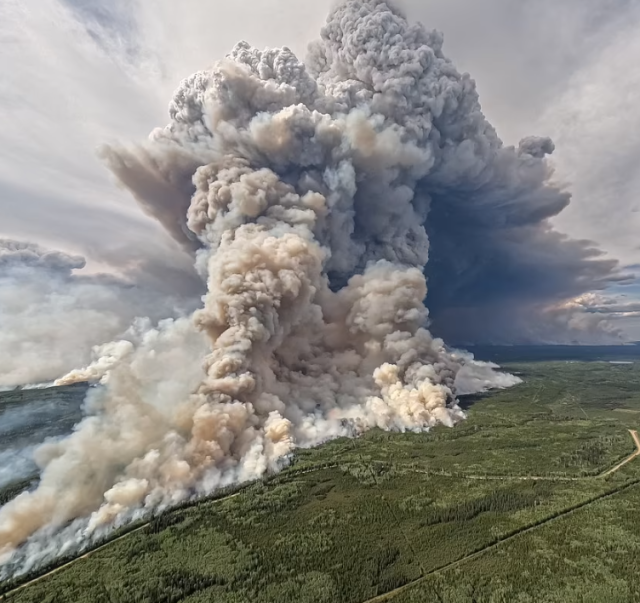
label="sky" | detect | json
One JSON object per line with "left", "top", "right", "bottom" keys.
{"left": 1, "top": 0, "right": 640, "bottom": 338}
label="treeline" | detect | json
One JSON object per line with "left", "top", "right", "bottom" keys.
{"left": 0, "top": 477, "right": 34, "bottom": 506}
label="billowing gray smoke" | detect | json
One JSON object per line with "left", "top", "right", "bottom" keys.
{"left": 103, "top": 0, "right": 624, "bottom": 344}
{"left": 0, "top": 0, "right": 612, "bottom": 572}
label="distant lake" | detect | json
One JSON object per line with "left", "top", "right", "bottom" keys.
{"left": 465, "top": 345, "right": 640, "bottom": 364}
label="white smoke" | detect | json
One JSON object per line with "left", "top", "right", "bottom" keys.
{"left": 452, "top": 350, "right": 522, "bottom": 396}
{"left": 53, "top": 341, "right": 133, "bottom": 387}
{"left": 0, "top": 0, "right": 526, "bottom": 574}
{"left": 0, "top": 239, "right": 196, "bottom": 388}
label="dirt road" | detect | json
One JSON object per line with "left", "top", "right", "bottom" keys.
{"left": 599, "top": 430, "right": 640, "bottom": 477}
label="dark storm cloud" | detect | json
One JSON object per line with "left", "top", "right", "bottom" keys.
{"left": 424, "top": 188, "right": 626, "bottom": 343}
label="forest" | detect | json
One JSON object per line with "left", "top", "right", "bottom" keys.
{"left": 1, "top": 359, "right": 639, "bottom": 602}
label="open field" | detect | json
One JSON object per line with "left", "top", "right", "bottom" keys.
{"left": 1, "top": 356, "right": 639, "bottom": 602}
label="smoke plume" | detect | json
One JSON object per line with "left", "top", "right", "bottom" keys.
{"left": 0, "top": 0, "right": 620, "bottom": 573}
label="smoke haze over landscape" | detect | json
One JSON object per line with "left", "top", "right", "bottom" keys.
{"left": 0, "top": 0, "right": 639, "bottom": 578}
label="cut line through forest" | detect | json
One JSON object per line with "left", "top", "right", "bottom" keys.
{"left": 2, "top": 427, "right": 638, "bottom": 601}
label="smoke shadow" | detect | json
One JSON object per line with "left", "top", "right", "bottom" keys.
{"left": 457, "top": 392, "right": 493, "bottom": 411}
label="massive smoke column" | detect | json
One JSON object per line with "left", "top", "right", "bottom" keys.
{"left": 1, "top": 0, "right": 614, "bottom": 570}
{"left": 103, "top": 0, "right": 624, "bottom": 344}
